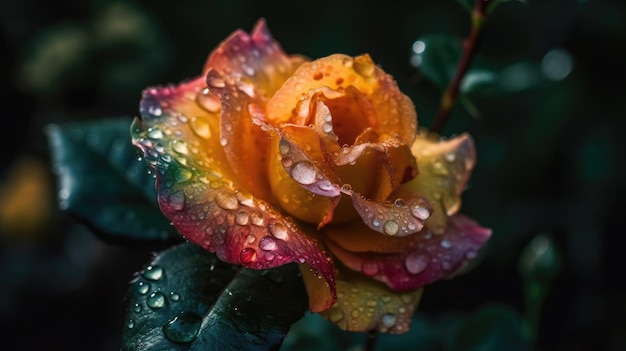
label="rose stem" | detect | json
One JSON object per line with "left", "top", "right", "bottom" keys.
{"left": 364, "top": 331, "right": 379, "bottom": 351}
{"left": 431, "top": 0, "right": 492, "bottom": 134}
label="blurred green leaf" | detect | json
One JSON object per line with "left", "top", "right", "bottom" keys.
{"left": 455, "top": 0, "right": 473, "bottom": 12}
{"left": 280, "top": 312, "right": 365, "bottom": 351}
{"left": 488, "top": 0, "right": 527, "bottom": 15}
{"left": 445, "top": 304, "right": 532, "bottom": 351}
{"left": 518, "top": 234, "right": 561, "bottom": 284}
{"left": 46, "top": 117, "right": 178, "bottom": 242}
{"left": 122, "top": 243, "right": 308, "bottom": 351}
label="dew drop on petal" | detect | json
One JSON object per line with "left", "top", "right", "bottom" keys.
{"left": 440, "top": 239, "right": 453, "bottom": 249}
{"left": 362, "top": 261, "right": 379, "bottom": 276}
{"left": 171, "top": 140, "right": 188, "bottom": 154}
{"left": 330, "top": 310, "right": 344, "bottom": 322}
{"left": 235, "top": 212, "right": 249, "bottom": 225}
{"left": 410, "top": 205, "right": 431, "bottom": 220}
{"left": 383, "top": 220, "right": 400, "bottom": 236}
{"left": 250, "top": 212, "right": 265, "bottom": 226}
{"left": 207, "top": 76, "right": 226, "bottom": 89}
{"left": 404, "top": 252, "right": 430, "bottom": 274}
{"left": 381, "top": 313, "right": 397, "bottom": 328}
{"left": 290, "top": 161, "right": 317, "bottom": 185}
{"left": 168, "top": 191, "right": 186, "bottom": 211}
{"left": 197, "top": 89, "right": 221, "bottom": 112}
{"left": 190, "top": 117, "right": 211, "bottom": 139}
{"left": 147, "top": 291, "right": 167, "bottom": 309}
{"left": 142, "top": 265, "right": 164, "bottom": 281}
{"left": 216, "top": 192, "right": 239, "bottom": 210}
{"left": 240, "top": 248, "right": 257, "bottom": 263}
{"left": 281, "top": 156, "right": 293, "bottom": 168}
{"left": 269, "top": 221, "right": 289, "bottom": 240}
{"left": 259, "top": 236, "right": 277, "bottom": 251}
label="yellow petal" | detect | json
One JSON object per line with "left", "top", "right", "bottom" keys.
{"left": 395, "top": 129, "right": 476, "bottom": 233}
{"left": 319, "top": 267, "right": 423, "bottom": 333}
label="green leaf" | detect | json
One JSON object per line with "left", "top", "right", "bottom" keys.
{"left": 445, "top": 304, "right": 531, "bottom": 351}
{"left": 122, "top": 243, "right": 309, "bottom": 351}
{"left": 46, "top": 117, "right": 178, "bottom": 242}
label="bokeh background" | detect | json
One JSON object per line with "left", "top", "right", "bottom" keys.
{"left": 1, "top": 0, "right": 625, "bottom": 350}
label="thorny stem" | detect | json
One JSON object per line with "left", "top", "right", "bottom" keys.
{"left": 432, "top": 0, "right": 491, "bottom": 133}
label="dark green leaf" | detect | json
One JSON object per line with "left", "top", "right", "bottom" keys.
{"left": 445, "top": 304, "right": 531, "bottom": 351}
{"left": 122, "top": 243, "right": 309, "bottom": 351}
{"left": 487, "top": 0, "right": 527, "bottom": 15}
{"left": 455, "top": 0, "right": 473, "bottom": 12}
{"left": 46, "top": 117, "right": 178, "bottom": 242}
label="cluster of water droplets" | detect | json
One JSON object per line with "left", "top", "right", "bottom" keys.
{"left": 127, "top": 264, "right": 204, "bottom": 344}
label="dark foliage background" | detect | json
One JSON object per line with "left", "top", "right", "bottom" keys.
{"left": 1, "top": 0, "right": 624, "bottom": 350}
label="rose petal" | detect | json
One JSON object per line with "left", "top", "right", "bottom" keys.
{"left": 327, "top": 214, "right": 491, "bottom": 291}
{"left": 395, "top": 129, "right": 476, "bottom": 233}
{"left": 266, "top": 54, "right": 417, "bottom": 146}
{"left": 318, "top": 267, "right": 423, "bottom": 333}
{"left": 203, "top": 19, "right": 306, "bottom": 103}
{"left": 201, "top": 20, "right": 305, "bottom": 200}
{"left": 131, "top": 77, "right": 335, "bottom": 301}
{"left": 345, "top": 190, "right": 432, "bottom": 237}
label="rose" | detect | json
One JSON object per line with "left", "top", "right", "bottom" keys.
{"left": 131, "top": 19, "right": 491, "bottom": 333}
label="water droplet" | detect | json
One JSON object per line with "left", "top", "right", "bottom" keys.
{"left": 174, "top": 168, "right": 192, "bottom": 183}
{"left": 147, "top": 128, "right": 163, "bottom": 139}
{"left": 269, "top": 221, "right": 289, "bottom": 240}
{"left": 240, "top": 248, "right": 257, "bottom": 263}
{"left": 381, "top": 313, "right": 396, "bottom": 327}
{"left": 259, "top": 236, "right": 277, "bottom": 251}
{"left": 440, "top": 239, "right": 453, "bottom": 249}
{"left": 127, "top": 319, "right": 135, "bottom": 329}
{"left": 172, "top": 140, "right": 188, "bottom": 154}
{"left": 410, "top": 205, "right": 430, "bottom": 220}
{"left": 351, "top": 310, "right": 360, "bottom": 318}
{"left": 207, "top": 76, "right": 226, "bottom": 88}
{"left": 137, "top": 281, "right": 150, "bottom": 295}
{"left": 281, "top": 156, "right": 293, "bottom": 168}
{"left": 170, "top": 292, "right": 180, "bottom": 301}
{"left": 197, "top": 89, "right": 221, "bottom": 112}
{"left": 235, "top": 212, "right": 249, "bottom": 225}
{"left": 466, "top": 250, "right": 478, "bottom": 259}
{"left": 168, "top": 191, "right": 185, "bottom": 210}
{"left": 329, "top": 310, "right": 344, "bottom": 322}
{"left": 250, "top": 212, "right": 264, "bottom": 226}
{"left": 444, "top": 152, "right": 456, "bottom": 162}
{"left": 279, "top": 141, "right": 290, "bottom": 155}
{"left": 353, "top": 56, "right": 375, "bottom": 77}
{"left": 133, "top": 304, "right": 142, "bottom": 313}
{"left": 147, "top": 291, "right": 167, "bottom": 309}
{"left": 142, "top": 265, "right": 164, "bottom": 281}
{"left": 220, "top": 137, "right": 228, "bottom": 146}
{"left": 383, "top": 220, "right": 399, "bottom": 236}
{"left": 216, "top": 191, "right": 239, "bottom": 210}
{"left": 405, "top": 252, "right": 430, "bottom": 274}
{"left": 362, "top": 261, "right": 379, "bottom": 276}
{"left": 162, "top": 312, "right": 202, "bottom": 344}
{"left": 190, "top": 117, "right": 211, "bottom": 139}
{"left": 317, "top": 180, "right": 334, "bottom": 191}
{"left": 290, "top": 161, "right": 317, "bottom": 185}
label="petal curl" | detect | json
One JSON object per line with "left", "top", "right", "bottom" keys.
{"left": 203, "top": 19, "right": 306, "bottom": 102}
{"left": 318, "top": 268, "right": 423, "bottom": 333}
{"left": 131, "top": 78, "right": 335, "bottom": 301}
{"left": 395, "top": 129, "right": 476, "bottom": 233}
{"left": 202, "top": 20, "right": 306, "bottom": 200}
{"left": 266, "top": 54, "right": 417, "bottom": 145}
{"left": 327, "top": 214, "right": 491, "bottom": 291}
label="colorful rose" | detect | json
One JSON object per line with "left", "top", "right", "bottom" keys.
{"left": 131, "top": 19, "right": 491, "bottom": 333}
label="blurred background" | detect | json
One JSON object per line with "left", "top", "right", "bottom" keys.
{"left": 1, "top": 0, "right": 625, "bottom": 350}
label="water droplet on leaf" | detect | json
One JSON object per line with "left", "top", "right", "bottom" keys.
{"left": 147, "top": 291, "right": 167, "bottom": 309}
{"left": 142, "top": 265, "right": 164, "bottom": 281}
{"left": 162, "top": 312, "right": 202, "bottom": 344}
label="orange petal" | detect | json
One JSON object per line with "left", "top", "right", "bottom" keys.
{"left": 131, "top": 77, "right": 335, "bottom": 300}
{"left": 319, "top": 267, "right": 423, "bottom": 333}
{"left": 266, "top": 54, "right": 417, "bottom": 146}
{"left": 201, "top": 20, "right": 306, "bottom": 201}
{"left": 395, "top": 129, "right": 476, "bottom": 233}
